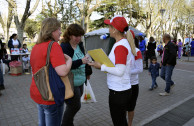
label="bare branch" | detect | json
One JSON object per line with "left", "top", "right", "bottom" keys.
{"left": 0, "top": 15, "right": 5, "bottom": 31}
{"left": 29, "top": 0, "right": 40, "bottom": 15}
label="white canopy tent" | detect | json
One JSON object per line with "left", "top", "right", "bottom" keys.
{"left": 84, "top": 27, "right": 146, "bottom": 54}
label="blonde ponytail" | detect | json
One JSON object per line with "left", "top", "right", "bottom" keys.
{"left": 126, "top": 30, "right": 137, "bottom": 56}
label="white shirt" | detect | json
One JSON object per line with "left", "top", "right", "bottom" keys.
{"left": 23, "top": 48, "right": 29, "bottom": 53}
{"left": 130, "top": 48, "right": 143, "bottom": 85}
{"left": 101, "top": 38, "right": 132, "bottom": 91}
{"left": 12, "top": 39, "right": 19, "bottom": 46}
{"left": 22, "top": 56, "right": 30, "bottom": 62}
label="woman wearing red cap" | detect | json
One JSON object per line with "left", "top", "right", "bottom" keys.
{"left": 89, "top": 16, "right": 133, "bottom": 126}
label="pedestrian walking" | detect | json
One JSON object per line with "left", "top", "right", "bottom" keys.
{"left": 0, "top": 39, "right": 5, "bottom": 90}
{"left": 144, "top": 37, "right": 156, "bottom": 69}
{"left": 190, "top": 38, "right": 194, "bottom": 56}
{"left": 148, "top": 56, "right": 160, "bottom": 91}
{"left": 157, "top": 42, "right": 163, "bottom": 57}
{"left": 138, "top": 34, "right": 146, "bottom": 60}
{"left": 159, "top": 34, "right": 177, "bottom": 96}
{"left": 0, "top": 43, "right": 11, "bottom": 71}
{"left": 0, "top": 64, "right": 4, "bottom": 90}
{"left": 177, "top": 39, "right": 183, "bottom": 59}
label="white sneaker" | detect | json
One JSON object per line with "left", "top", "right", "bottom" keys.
{"left": 159, "top": 92, "right": 170, "bottom": 96}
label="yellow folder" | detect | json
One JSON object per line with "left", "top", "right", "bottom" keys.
{"left": 87, "top": 48, "right": 115, "bottom": 67}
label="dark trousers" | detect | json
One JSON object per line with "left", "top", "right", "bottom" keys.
{"left": 2, "top": 59, "right": 11, "bottom": 71}
{"left": 128, "top": 85, "right": 139, "bottom": 111}
{"left": 61, "top": 85, "right": 83, "bottom": 126}
{"left": 0, "top": 64, "right": 4, "bottom": 88}
{"left": 160, "top": 65, "right": 175, "bottom": 93}
{"left": 151, "top": 76, "right": 158, "bottom": 89}
{"left": 0, "top": 66, "right": 4, "bottom": 86}
{"left": 109, "top": 89, "right": 132, "bottom": 126}
{"left": 145, "top": 59, "right": 151, "bottom": 68}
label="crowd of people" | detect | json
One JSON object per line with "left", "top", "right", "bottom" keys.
{"left": 0, "top": 16, "right": 193, "bottom": 126}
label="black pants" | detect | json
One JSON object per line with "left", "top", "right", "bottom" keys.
{"left": 128, "top": 85, "right": 139, "bottom": 111}
{"left": 61, "top": 85, "right": 83, "bottom": 126}
{"left": 2, "top": 59, "right": 11, "bottom": 71}
{"left": 109, "top": 88, "right": 132, "bottom": 126}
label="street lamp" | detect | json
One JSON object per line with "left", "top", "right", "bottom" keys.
{"left": 160, "top": 8, "right": 165, "bottom": 42}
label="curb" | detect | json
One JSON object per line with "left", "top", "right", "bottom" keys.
{"left": 135, "top": 94, "right": 194, "bottom": 126}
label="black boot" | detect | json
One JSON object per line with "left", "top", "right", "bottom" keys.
{"left": 144, "top": 67, "right": 148, "bottom": 70}
{"left": 0, "top": 85, "right": 5, "bottom": 90}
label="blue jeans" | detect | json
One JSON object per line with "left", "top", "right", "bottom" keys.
{"left": 160, "top": 65, "right": 175, "bottom": 93}
{"left": 151, "top": 76, "right": 158, "bottom": 89}
{"left": 37, "top": 103, "right": 64, "bottom": 126}
{"left": 0, "top": 66, "right": 4, "bottom": 86}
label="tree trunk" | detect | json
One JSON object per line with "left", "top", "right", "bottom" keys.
{"left": 7, "top": 0, "right": 40, "bottom": 45}
{"left": 16, "top": 24, "right": 24, "bottom": 44}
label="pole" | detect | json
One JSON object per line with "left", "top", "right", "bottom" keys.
{"left": 82, "top": 0, "right": 85, "bottom": 47}
{"left": 160, "top": 9, "right": 165, "bottom": 43}
{"left": 82, "top": 0, "right": 85, "bottom": 31}
{"left": 161, "top": 15, "right": 163, "bottom": 43}
{"left": 188, "top": 11, "right": 190, "bottom": 61}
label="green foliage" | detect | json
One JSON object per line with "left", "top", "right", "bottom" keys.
{"left": 22, "top": 42, "right": 36, "bottom": 51}
{"left": 89, "top": 2, "right": 117, "bottom": 30}
{"left": 60, "top": 0, "right": 81, "bottom": 31}
{"left": 89, "top": 0, "right": 146, "bottom": 30}
{"left": 24, "top": 19, "right": 39, "bottom": 39}
{"left": 89, "top": 18, "right": 105, "bottom": 31}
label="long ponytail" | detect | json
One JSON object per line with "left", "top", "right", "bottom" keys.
{"left": 126, "top": 30, "right": 137, "bottom": 56}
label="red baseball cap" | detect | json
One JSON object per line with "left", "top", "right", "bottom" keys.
{"left": 104, "top": 15, "right": 128, "bottom": 33}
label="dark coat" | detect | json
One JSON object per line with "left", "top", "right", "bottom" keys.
{"left": 146, "top": 41, "right": 156, "bottom": 59}
{"left": 149, "top": 63, "right": 160, "bottom": 77}
{"left": 8, "top": 39, "right": 21, "bottom": 50}
{"left": 60, "top": 42, "right": 92, "bottom": 77}
{"left": 0, "top": 49, "right": 7, "bottom": 60}
{"left": 162, "top": 41, "right": 177, "bottom": 66}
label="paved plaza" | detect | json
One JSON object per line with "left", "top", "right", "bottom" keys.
{"left": 0, "top": 56, "right": 194, "bottom": 126}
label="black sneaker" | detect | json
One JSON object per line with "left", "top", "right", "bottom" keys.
{"left": 0, "top": 91, "right": 2, "bottom": 96}
{"left": 0, "top": 85, "right": 5, "bottom": 90}
{"left": 149, "top": 88, "right": 153, "bottom": 91}
{"left": 144, "top": 67, "right": 149, "bottom": 70}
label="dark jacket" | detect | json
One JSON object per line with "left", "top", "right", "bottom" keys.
{"left": 8, "top": 39, "right": 21, "bottom": 50}
{"left": 0, "top": 39, "right": 2, "bottom": 47}
{"left": 149, "top": 63, "right": 160, "bottom": 77}
{"left": 0, "top": 49, "right": 8, "bottom": 60}
{"left": 147, "top": 41, "right": 156, "bottom": 59}
{"left": 162, "top": 41, "right": 177, "bottom": 66}
{"left": 60, "top": 42, "right": 92, "bottom": 77}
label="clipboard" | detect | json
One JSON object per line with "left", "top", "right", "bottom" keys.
{"left": 87, "top": 48, "right": 114, "bottom": 67}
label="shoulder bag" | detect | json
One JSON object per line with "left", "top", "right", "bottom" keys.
{"left": 33, "top": 41, "right": 74, "bottom": 102}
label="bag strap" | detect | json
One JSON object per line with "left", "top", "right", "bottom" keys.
{"left": 46, "top": 41, "right": 55, "bottom": 66}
